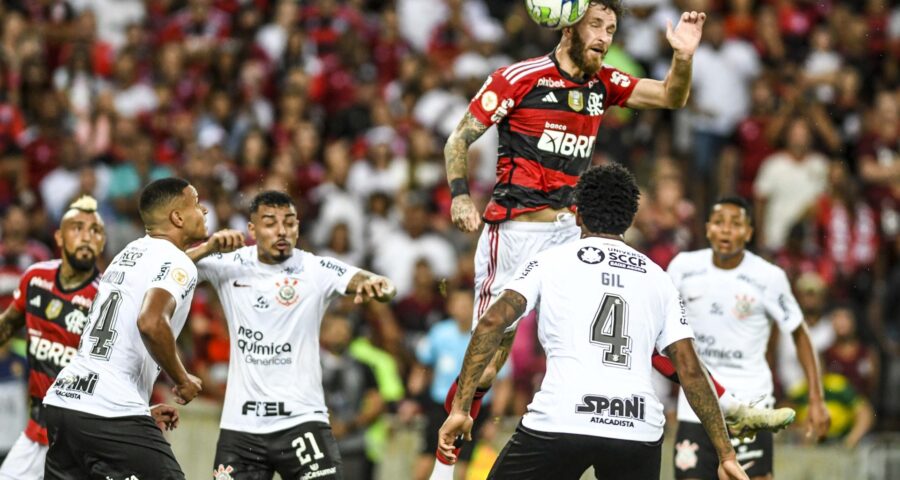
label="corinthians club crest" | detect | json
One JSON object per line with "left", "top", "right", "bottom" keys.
{"left": 276, "top": 278, "right": 300, "bottom": 306}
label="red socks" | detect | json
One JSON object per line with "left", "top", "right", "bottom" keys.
{"left": 436, "top": 378, "right": 490, "bottom": 465}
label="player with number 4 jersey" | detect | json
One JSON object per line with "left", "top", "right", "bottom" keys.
{"left": 189, "top": 191, "right": 397, "bottom": 480}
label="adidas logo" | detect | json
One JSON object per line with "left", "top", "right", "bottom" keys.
{"left": 30, "top": 296, "right": 41, "bottom": 307}
{"left": 542, "top": 92, "right": 558, "bottom": 103}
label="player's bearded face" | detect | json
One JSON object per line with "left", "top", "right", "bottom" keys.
{"left": 59, "top": 212, "right": 105, "bottom": 272}
{"left": 250, "top": 205, "right": 299, "bottom": 264}
{"left": 569, "top": 26, "right": 604, "bottom": 77}
{"left": 706, "top": 204, "right": 753, "bottom": 258}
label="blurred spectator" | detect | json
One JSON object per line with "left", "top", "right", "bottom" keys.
{"left": 788, "top": 373, "right": 874, "bottom": 449}
{"left": 857, "top": 91, "right": 900, "bottom": 241}
{"left": 371, "top": 192, "right": 456, "bottom": 297}
{"left": 39, "top": 137, "right": 110, "bottom": 221}
{"left": 0, "top": 205, "right": 51, "bottom": 308}
{"left": 391, "top": 259, "right": 446, "bottom": 344}
{"left": 776, "top": 272, "right": 835, "bottom": 395}
{"left": 632, "top": 167, "right": 695, "bottom": 270}
{"left": 0, "top": 344, "right": 26, "bottom": 465}
{"left": 311, "top": 141, "right": 366, "bottom": 253}
{"left": 754, "top": 117, "right": 829, "bottom": 251}
{"left": 824, "top": 306, "right": 879, "bottom": 400}
{"left": 321, "top": 313, "right": 385, "bottom": 480}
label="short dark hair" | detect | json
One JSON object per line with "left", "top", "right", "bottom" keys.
{"left": 249, "top": 190, "right": 295, "bottom": 215}
{"left": 139, "top": 177, "right": 190, "bottom": 224}
{"left": 710, "top": 196, "right": 753, "bottom": 224}
{"left": 590, "top": 0, "right": 624, "bottom": 21}
{"left": 575, "top": 164, "right": 640, "bottom": 235}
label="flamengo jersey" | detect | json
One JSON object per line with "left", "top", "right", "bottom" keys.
{"left": 468, "top": 53, "right": 638, "bottom": 223}
{"left": 667, "top": 249, "right": 803, "bottom": 423}
{"left": 197, "top": 246, "right": 360, "bottom": 434}
{"left": 504, "top": 237, "right": 693, "bottom": 441}
{"left": 44, "top": 236, "right": 198, "bottom": 418}
{"left": 10, "top": 260, "right": 98, "bottom": 444}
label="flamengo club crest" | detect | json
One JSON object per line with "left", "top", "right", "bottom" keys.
{"left": 276, "top": 278, "right": 300, "bottom": 306}
{"left": 568, "top": 90, "right": 584, "bottom": 112}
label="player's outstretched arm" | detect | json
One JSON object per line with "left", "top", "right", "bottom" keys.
{"left": 137, "top": 288, "right": 202, "bottom": 405}
{"left": 791, "top": 323, "right": 831, "bottom": 442}
{"left": 0, "top": 305, "right": 25, "bottom": 346}
{"left": 624, "top": 11, "right": 706, "bottom": 110}
{"left": 346, "top": 271, "right": 397, "bottom": 304}
{"left": 666, "top": 339, "right": 747, "bottom": 480}
{"left": 186, "top": 229, "right": 245, "bottom": 263}
{"left": 437, "top": 290, "right": 525, "bottom": 462}
{"left": 445, "top": 112, "right": 489, "bottom": 233}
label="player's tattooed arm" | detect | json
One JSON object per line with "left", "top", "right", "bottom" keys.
{"left": 345, "top": 270, "right": 397, "bottom": 304}
{"left": 453, "top": 290, "right": 526, "bottom": 412}
{"left": 666, "top": 338, "right": 737, "bottom": 462}
{"left": 445, "top": 112, "right": 489, "bottom": 233}
{"left": 0, "top": 305, "right": 25, "bottom": 346}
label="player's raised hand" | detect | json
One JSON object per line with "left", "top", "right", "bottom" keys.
{"left": 354, "top": 275, "right": 396, "bottom": 304}
{"left": 150, "top": 403, "right": 180, "bottom": 431}
{"left": 666, "top": 11, "right": 706, "bottom": 58}
{"left": 450, "top": 195, "right": 482, "bottom": 233}
{"left": 437, "top": 411, "right": 474, "bottom": 464}
{"left": 718, "top": 458, "right": 750, "bottom": 480}
{"left": 806, "top": 398, "right": 831, "bottom": 442}
{"left": 172, "top": 373, "right": 202, "bottom": 405}
{"left": 208, "top": 229, "right": 245, "bottom": 254}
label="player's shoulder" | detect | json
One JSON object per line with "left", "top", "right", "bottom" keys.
{"left": 495, "top": 54, "right": 555, "bottom": 85}
{"left": 669, "top": 249, "right": 711, "bottom": 268}
{"left": 23, "top": 258, "right": 62, "bottom": 276}
{"left": 741, "top": 250, "right": 787, "bottom": 280}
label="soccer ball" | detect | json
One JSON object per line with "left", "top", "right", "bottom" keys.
{"left": 525, "top": 0, "right": 590, "bottom": 30}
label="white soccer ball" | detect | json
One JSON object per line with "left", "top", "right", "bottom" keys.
{"left": 525, "top": 0, "right": 590, "bottom": 30}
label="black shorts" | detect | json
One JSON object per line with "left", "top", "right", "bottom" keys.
{"left": 674, "top": 421, "right": 773, "bottom": 479}
{"left": 421, "top": 399, "right": 488, "bottom": 461}
{"left": 214, "top": 421, "right": 343, "bottom": 480}
{"left": 487, "top": 421, "right": 663, "bottom": 480}
{"left": 44, "top": 405, "right": 184, "bottom": 480}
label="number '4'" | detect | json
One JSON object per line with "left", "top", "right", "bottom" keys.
{"left": 590, "top": 294, "right": 631, "bottom": 369}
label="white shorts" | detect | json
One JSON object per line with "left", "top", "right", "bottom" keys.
{"left": 473, "top": 214, "right": 580, "bottom": 329}
{"left": 0, "top": 433, "right": 46, "bottom": 480}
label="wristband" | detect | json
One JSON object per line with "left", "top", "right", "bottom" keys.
{"left": 449, "top": 178, "right": 469, "bottom": 198}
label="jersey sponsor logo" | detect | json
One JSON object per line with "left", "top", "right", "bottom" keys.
{"left": 301, "top": 468, "right": 338, "bottom": 480}
{"left": 490, "top": 98, "right": 515, "bottom": 123}
{"left": 64, "top": 309, "right": 88, "bottom": 334}
{"left": 101, "top": 270, "right": 125, "bottom": 285}
{"left": 587, "top": 92, "right": 605, "bottom": 116}
{"left": 732, "top": 294, "right": 756, "bottom": 320}
{"left": 71, "top": 294, "right": 93, "bottom": 310}
{"left": 253, "top": 295, "right": 271, "bottom": 311}
{"left": 242, "top": 401, "right": 293, "bottom": 417}
{"left": 480, "top": 91, "right": 498, "bottom": 111}
{"left": 516, "top": 260, "right": 539, "bottom": 279}
{"left": 737, "top": 274, "right": 765, "bottom": 290}
{"left": 153, "top": 262, "right": 171, "bottom": 282}
{"left": 695, "top": 334, "right": 744, "bottom": 363}
{"left": 682, "top": 269, "right": 706, "bottom": 280}
{"left": 237, "top": 326, "right": 293, "bottom": 365}
{"left": 30, "top": 336, "right": 78, "bottom": 367}
{"left": 213, "top": 465, "right": 234, "bottom": 480}
{"left": 678, "top": 296, "right": 688, "bottom": 324}
{"left": 536, "top": 124, "right": 596, "bottom": 159}
{"left": 473, "top": 76, "right": 493, "bottom": 102}
{"left": 610, "top": 71, "right": 632, "bottom": 87}
{"left": 541, "top": 91, "right": 558, "bottom": 103}
{"left": 320, "top": 260, "right": 347, "bottom": 277}
{"left": 52, "top": 371, "right": 99, "bottom": 398}
{"left": 607, "top": 248, "right": 647, "bottom": 273}
{"left": 577, "top": 246, "right": 605, "bottom": 264}
{"left": 576, "top": 394, "right": 645, "bottom": 428}
{"left": 710, "top": 302, "right": 724, "bottom": 316}
{"left": 568, "top": 90, "right": 584, "bottom": 112}
{"left": 276, "top": 278, "right": 300, "bottom": 306}
{"left": 113, "top": 250, "right": 143, "bottom": 268}
{"left": 171, "top": 268, "right": 189, "bottom": 286}
{"left": 674, "top": 440, "right": 700, "bottom": 471}
{"left": 537, "top": 77, "right": 565, "bottom": 88}
{"left": 45, "top": 299, "right": 63, "bottom": 320}
{"left": 30, "top": 276, "right": 54, "bottom": 292}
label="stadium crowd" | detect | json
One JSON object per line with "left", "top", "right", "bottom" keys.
{"left": 0, "top": 0, "right": 898, "bottom": 475}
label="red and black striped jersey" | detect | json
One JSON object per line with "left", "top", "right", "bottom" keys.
{"left": 467, "top": 52, "right": 638, "bottom": 223}
{"left": 10, "top": 260, "right": 99, "bottom": 445}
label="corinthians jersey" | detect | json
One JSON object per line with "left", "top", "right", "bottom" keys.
{"left": 504, "top": 237, "right": 693, "bottom": 441}
{"left": 667, "top": 249, "right": 803, "bottom": 423}
{"left": 45, "top": 236, "right": 198, "bottom": 417}
{"left": 197, "top": 246, "right": 359, "bottom": 434}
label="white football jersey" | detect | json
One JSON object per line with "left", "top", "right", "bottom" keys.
{"left": 667, "top": 249, "right": 803, "bottom": 423}
{"left": 44, "top": 236, "right": 198, "bottom": 417}
{"left": 197, "top": 246, "right": 359, "bottom": 434}
{"left": 505, "top": 237, "right": 694, "bottom": 442}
